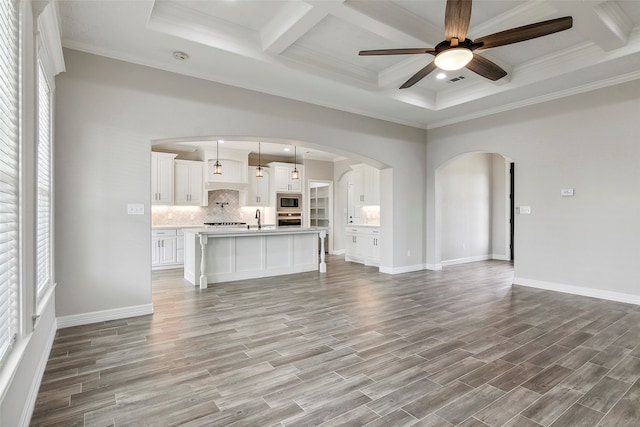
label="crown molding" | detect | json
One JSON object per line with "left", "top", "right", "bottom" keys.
{"left": 37, "top": 1, "right": 65, "bottom": 82}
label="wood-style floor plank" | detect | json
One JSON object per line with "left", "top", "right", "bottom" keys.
{"left": 29, "top": 258, "right": 640, "bottom": 426}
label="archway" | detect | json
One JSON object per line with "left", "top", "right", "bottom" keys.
{"left": 150, "top": 136, "right": 391, "bottom": 269}
{"left": 434, "top": 151, "right": 513, "bottom": 269}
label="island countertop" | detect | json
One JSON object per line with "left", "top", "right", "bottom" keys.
{"left": 183, "top": 226, "right": 328, "bottom": 237}
{"left": 184, "top": 227, "right": 328, "bottom": 288}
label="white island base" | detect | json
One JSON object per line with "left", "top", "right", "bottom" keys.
{"left": 183, "top": 228, "right": 327, "bottom": 288}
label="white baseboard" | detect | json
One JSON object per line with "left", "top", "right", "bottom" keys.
{"left": 442, "top": 255, "right": 491, "bottom": 267}
{"left": 441, "top": 254, "right": 510, "bottom": 267}
{"left": 19, "top": 314, "right": 57, "bottom": 427}
{"left": 425, "top": 263, "right": 442, "bottom": 271}
{"left": 380, "top": 264, "right": 427, "bottom": 274}
{"left": 332, "top": 249, "right": 345, "bottom": 255}
{"left": 57, "top": 303, "right": 154, "bottom": 329}
{"left": 513, "top": 277, "right": 640, "bottom": 306}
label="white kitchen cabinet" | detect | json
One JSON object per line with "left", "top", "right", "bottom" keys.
{"left": 271, "top": 163, "right": 303, "bottom": 193}
{"left": 152, "top": 229, "right": 179, "bottom": 269}
{"left": 176, "top": 229, "right": 185, "bottom": 263}
{"left": 345, "top": 226, "right": 380, "bottom": 266}
{"left": 351, "top": 164, "right": 380, "bottom": 206}
{"left": 152, "top": 152, "right": 177, "bottom": 205}
{"left": 247, "top": 167, "right": 270, "bottom": 206}
{"left": 175, "top": 160, "right": 205, "bottom": 206}
{"left": 207, "top": 159, "right": 246, "bottom": 183}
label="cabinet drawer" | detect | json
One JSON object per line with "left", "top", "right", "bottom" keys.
{"left": 153, "top": 229, "right": 177, "bottom": 236}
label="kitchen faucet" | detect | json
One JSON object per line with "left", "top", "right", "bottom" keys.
{"left": 255, "top": 209, "right": 261, "bottom": 230}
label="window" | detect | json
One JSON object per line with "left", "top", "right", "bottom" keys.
{"left": 0, "top": 0, "right": 20, "bottom": 363}
{"left": 36, "top": 62, "right": 52, "bottom": 301}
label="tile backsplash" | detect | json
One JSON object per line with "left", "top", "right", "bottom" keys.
{"left": 152, "top": 190, "right": 251, "bottom": 225}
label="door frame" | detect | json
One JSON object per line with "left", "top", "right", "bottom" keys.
{"left": 307, "top": 179, "right": 334, "bottom": 254}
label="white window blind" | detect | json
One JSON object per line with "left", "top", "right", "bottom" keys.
{"left": 36, "top": 62, "right": 52, "bottom": 300}
{"left": 0, "top": 0, "right": 20, "bottom": 363}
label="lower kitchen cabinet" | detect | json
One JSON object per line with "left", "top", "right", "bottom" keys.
{"left": 345, "top": 226, "right": 380, "bottom": 266}
{"left": 152, "top": 228, "right": 181, "bottom": 269}
{"left": 176, "top": 229, "right": 185, "bottom": 263}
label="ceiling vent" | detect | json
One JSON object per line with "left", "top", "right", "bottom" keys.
{"left": 448, "top": 76, "right": 466, "bottom": 83}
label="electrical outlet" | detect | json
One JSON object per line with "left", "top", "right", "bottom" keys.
{"left": 127, "top": 204, "right": 144, "bottom": 215}
{"left": 190, "top": 214, "right": 195, "bottom": 220}
{"left": 560, "top": 188, "right": 574, "bottom": 197}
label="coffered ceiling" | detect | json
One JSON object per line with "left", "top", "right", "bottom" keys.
{"left": 57, "top": 1, "right": 640, "bottom": 129}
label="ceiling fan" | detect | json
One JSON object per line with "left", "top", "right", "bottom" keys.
{"left": 359, "top": 0, "right": 573, "bottom": 88}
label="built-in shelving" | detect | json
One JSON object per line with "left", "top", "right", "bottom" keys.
{"left": 310, "top": 184, "right": 330, "bottom": 227}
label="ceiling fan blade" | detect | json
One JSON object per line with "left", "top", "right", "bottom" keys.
{"left": 466, "top": 54, "right": 507, "bottom": 81}
{"left": 474, "top": 16, "right": 573, "bottom": 50}
{"left": 400, "top": 62, "right": 437, "bottom": 89}
{"left": 444, "top": 0, "right": 472, "bottom": 42}
{"left": 359, "top": 48, "right": 436, "bottom": 56}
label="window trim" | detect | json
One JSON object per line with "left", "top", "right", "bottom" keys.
{"left": 35, "top": 58, "right": 53, "bottom": 308}
{"left": 0, "top": 0, "right": 21, "bottom": 367}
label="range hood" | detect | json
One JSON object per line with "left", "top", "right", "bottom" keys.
{"left": 205, "top": 181, "right": 248, "bottom": 191}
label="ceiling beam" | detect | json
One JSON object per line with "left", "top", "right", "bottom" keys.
{"left": 261, "top": 3, "right": 329, "bottom": 55}
{"left": 148, "top": 1, "right": 267, "bottom": 61}
{"left": 305, "top": 0, "right": 431, "bottom": 46}
{"left": 592, "top": 1, "right": 633, "bottom": 50}
{"left": 344, "top": 0, "right": 442, "bottom": 44}
{"left": 553, "top": 0, "right": 632, "bottom": 51}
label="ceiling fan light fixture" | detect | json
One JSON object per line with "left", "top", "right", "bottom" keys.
{"left": 434, "top": 48, "right": 473, "bottom": 71}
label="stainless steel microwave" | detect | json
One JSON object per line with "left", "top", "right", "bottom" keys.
{"left": 277, "top": 193, "right": 302, "bottom": 212}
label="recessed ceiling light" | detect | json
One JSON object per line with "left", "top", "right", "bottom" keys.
{"left": 284, "top": 148, "right": 290, "bottom": 152}
{"left": 173, "top": 51, "right": 189, "bottom": 61}
{"left": 436, "top": 72, "right": 447, "bottom": 80}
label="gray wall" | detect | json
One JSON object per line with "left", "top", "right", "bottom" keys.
{"left": 55, "top": 49, "right": 427, "bottom": 318}
{"left": 304, "top": 159, "right": 334, "bottom": 182}
{"left": 491, "top": 155, "right": 509, "bottom": 259}
{"left": 438, "top": 153, "right": 509, "bottom": 264}
{"left": 440, "top": 153, "right": 491, "bottom": 263}
{"left": 427, "top": 80, "right": 640, "bottom": 300}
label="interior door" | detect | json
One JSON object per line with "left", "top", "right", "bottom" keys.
{"left": 510, "top": 162, "right": 515, "bottom": 261}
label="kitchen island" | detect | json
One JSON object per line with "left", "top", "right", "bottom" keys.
{"left": 183, "top": 227, "right": 328, "bottom": 288}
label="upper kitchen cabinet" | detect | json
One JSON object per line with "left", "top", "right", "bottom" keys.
{"left": 207, "top": 159, "right": 246, "bottom": 183}
{"left": 175, "top": 160, "right": 205, "bottom": 206}
{"left": 270, "top": 162, "right": 303, "bottom": 193}
{"left": 247, "top": 167, "right": 270, "bottom": 206}
{"left": 205, "top": 147, "right": 250, "bottom": 185}
{"left": 351, "top": 164, "right": 380, "bottom": 206}
{"left": 152, "top": 152, "right": 177, "bottom": 205}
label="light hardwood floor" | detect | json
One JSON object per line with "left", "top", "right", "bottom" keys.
{"left": 31, "top": 258, "right": 640, "bottom": 426}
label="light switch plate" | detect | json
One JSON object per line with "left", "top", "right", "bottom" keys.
{"left": 561, "top": 188, "right": 574, "bottom": 197}
{"left": 127, "top": 204, "right": 144, "bottom": 215}
{"left": 516, "top": 206, "right": 531, "bottom": 214}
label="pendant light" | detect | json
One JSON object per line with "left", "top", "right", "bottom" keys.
{"left": 256, "top": 142, "right": 264, "bottom": 178}
{"left": 291, "top": 146, "right": 299, "bottom": 180}
{"left": 213, "top": 140, "right": 222, "bottom": 175}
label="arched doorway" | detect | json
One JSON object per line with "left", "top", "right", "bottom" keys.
{"left": 435, "top": 152, "right": 513, "bottom": 268}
